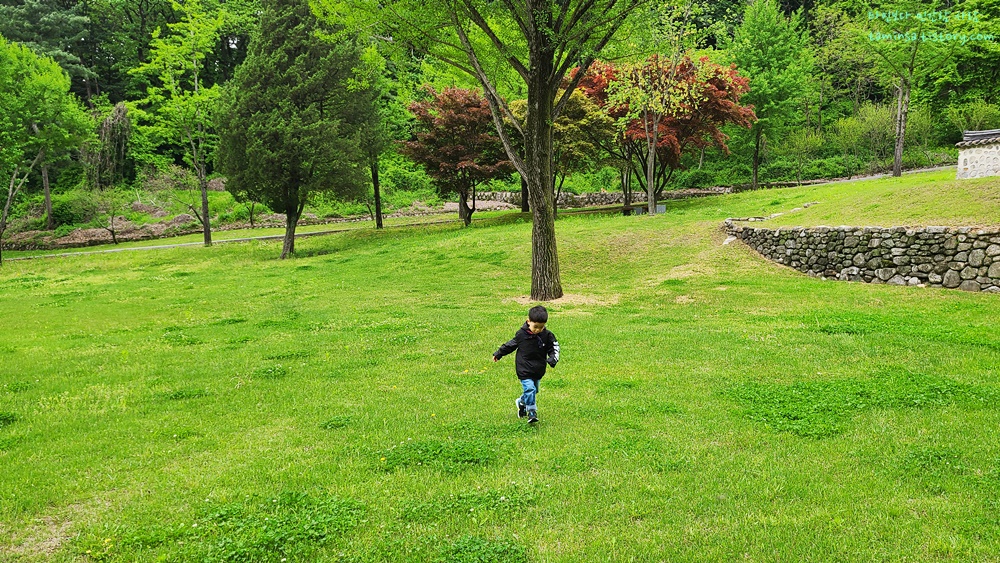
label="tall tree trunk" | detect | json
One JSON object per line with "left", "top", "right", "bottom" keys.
{"left": 458, "top": 189, "right": 474, "bottom": 226}
{"left": 520, "top": 176, "right": 529, "bottom": 212}
{"left": 645, "top": 115, "right": 657, "bottom": 215}
{"left": 280, "top": 206, "right": 301, "bottom": 259}
{"left": 249, "top": 201, "right": 255, "bottom": 228}
{"left": 525, "top": 61, "right": 562, "bottom": 301}
{"left": 42, "top": 164, "right": 53, "bottom": 230}
{"left": 371, "top": 158, "right": 383, "bottom": 229}
{"left": 892, "top": 80, "right": 910, "bottom": 178}
{"left": 199, "top": 176, "right": 212, "bottom": 246}
{"left": 752, "top": 125, "right": 763, "bottom": 190}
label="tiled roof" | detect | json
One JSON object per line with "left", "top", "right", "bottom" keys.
{"left": 956, "top": 137, "right": 1000, "bottom": 148}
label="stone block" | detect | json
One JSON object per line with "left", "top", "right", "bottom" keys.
{"left": 988, "top": 244, "right": 1000, "bottom": 257}
{"left": 959, "top": 280, "right": 982, "bottom": 292}
{"left": 876, "top": 268, "right": 897, "bottom": 281}
{"left": 961, "top": 266, "right": 978, "bottom": 280}
{"left": 989, "top": 262, "right": 1000, "bottom": 278}
{"left": 943, "top": 269, "right": 962, "bottom": 288}
{"left": 928, "top": 273, "right": 943, "bottom": 284}
{"left": 887, "top": 275, "right": 906, "bottom": 285}
{"left": 969, "top": 249, "right": 986, "bottom": 267}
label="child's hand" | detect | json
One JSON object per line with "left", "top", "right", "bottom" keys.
{"left": 492, "top": 356, "right": 499, "bottom": 362}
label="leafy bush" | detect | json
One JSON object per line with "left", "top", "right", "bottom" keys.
{"left": 49, "top": 190, "right": 101, "bottom": 227}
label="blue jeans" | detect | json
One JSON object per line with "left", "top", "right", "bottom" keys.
{"left": 519, "top": 378, "right": 539, "bottom": 415}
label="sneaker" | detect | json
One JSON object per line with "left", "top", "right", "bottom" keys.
{"left": 527, "top": 413, "right": 538, "bottom": 424}
{"left": 515, "top": 399, "right": 526, "bottom": 418}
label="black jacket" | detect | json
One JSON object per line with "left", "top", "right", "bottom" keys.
{"left": 494, "top": 322, "right": 560, "bottom": 380}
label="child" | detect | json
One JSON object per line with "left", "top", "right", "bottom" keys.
{"left": 493, "top": 305, "right": 560, "bottom": 424}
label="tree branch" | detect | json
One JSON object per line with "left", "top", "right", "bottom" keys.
{"left": 459, "top": 0, "right": 529, "bottom": 80}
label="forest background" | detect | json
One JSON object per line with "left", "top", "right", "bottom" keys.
{"left": 1, "top": 0, "right": 999, "bottom": 245}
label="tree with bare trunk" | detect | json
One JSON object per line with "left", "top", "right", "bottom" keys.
{"left": 216, "top": 0, "right": 369, "bottom": 259}
{"left": 131, "top": 0, "right": 222, "bottom": 247}
{"left": 856, "top": 0, "right": 964, "bottom": 177}
{"left": 311, "top": 0, "right": 650, "bottom": 300}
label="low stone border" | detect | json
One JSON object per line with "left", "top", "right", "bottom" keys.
{"left": 724, "top": 220, "right": 1000, "bottom": 293}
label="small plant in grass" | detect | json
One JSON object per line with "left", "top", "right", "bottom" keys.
{"left": 161, "top": 330, "right": 201, "bottom": 346}
{"left": 0, "top": 412, "right": 17, "bottom": 427}
{"left": 379, "top": 439, "right": 500, "bottom": 472}
{"left": 435, "top": 535, "right": 528, "bottom": 563}
{"left": 193, "top": 491, "right": 364, "bottom": 562}
{"left": 253, "top": 365, "right": 289, "bottom": 379}
{"left": 163, "top": 388, "right": 209, "bottom": 401}
{"left": 320, "top": 416, "right": 351, "bottom": 430}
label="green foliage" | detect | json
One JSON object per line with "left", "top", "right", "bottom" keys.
{"left": 727, "top": 0, "right": 812, "bottom": 131}
{"left": 49, "top": 191, "right": 101, "bottom": 227}
{"left": 727, "top": 370, "right": 989, "bottom": 438}
{"left": 191, "top": 492, "right": 364, "bottom": 562}
{"left": 945, "top": 98, "right": 1000, "bottom": 135}
{"left": 435, "top": 535, "right": 528, "bottom": 563}
{"left": 0, "top": 0, "right": 93, "bottom": 81}
{"left": 216, "top": 0, "right": 369, "bottom": 229}
{"left": 130, "top": 0, "right": 222, "bottom": 188}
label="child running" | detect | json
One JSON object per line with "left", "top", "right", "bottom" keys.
{"left": 493, "top": 306, "right": 560, "bottom": 424}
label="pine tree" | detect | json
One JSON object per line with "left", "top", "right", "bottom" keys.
{"left": 216, "top": 0, "right": 369, "bottom": 259}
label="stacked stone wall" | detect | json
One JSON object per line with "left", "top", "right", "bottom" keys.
{"left": 477, "top": 188, "right": 728, "bottom": 208}
{"left": 725, "top": 222, "right": 1000, "bottom": 293}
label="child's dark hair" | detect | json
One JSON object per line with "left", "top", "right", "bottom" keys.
{"left": 528, "top": 305, "right": 548, "bottom": 323}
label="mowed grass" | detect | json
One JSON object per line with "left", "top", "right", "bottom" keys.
{"left": 1, "top": 171, "right": 999, "bottom": 562}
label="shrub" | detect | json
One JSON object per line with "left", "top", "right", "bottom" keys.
{"left": 49, "top": 191, "right": 101, "bottom": 227}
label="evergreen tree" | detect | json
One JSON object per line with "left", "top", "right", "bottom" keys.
{"left": 0, "top": 0, "right": 93, "bottom": 83}
{"left": 216, "top": 0, "right": 369, "bottom": 259}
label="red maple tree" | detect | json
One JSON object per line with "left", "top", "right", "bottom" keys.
{"left": 401, "top": 87, "right": 515, "bottom": 226}
{"left": 572, "top": 57, "right": 756, "bottom": 200}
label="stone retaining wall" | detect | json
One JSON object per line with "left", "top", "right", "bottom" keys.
{"left": 724, "top": 221, "right": 1000, "bottom": 293}
{"left": 477, "top": 188, "right": 728, "bottom": 208}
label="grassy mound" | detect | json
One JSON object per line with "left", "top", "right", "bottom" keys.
{"left": 1, "top": 171, "right": 999, "bottom": 561}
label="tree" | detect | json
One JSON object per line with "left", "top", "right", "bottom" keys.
{"left": 727, "top": 0, "right": 812, "bottom": 189}
{"left": 510, "top": 91, "right": 615, "bottom": 216}
{"left": 945, "top": 98, "right": 1000, "bottom": 135}
{"left": 312, "top": 0, "right": 650, "bottom": 300}
{"left": 349, "top": 48, "right": 414, "bottom": 230}
{"left": 857, "top": 0, "right": 965, "bottom": 177}
{"left": 1, "top": 37, "right": 91, "bottom": 265}
{"left": 777, "top": 128, "right": 823, "bottom": 184}
{"left": 216, "top": 0, "right": 369, "bottom": 259}
{"left": 131, "top": 0, "right": 223, "bottom": 247}
{"left": 401, "top": 87, "right": 514, "bottom": 226}
{"left": 584, "top": 56, "right": 753, "bottom": 204}
{"left": 0, "top": 0, "right": 94, "bottom": 83}
{"left": 831, "top": 115, "right": 863, "bottom": 178}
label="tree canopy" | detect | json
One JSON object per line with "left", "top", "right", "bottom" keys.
{"left": 216, "top": 0, "right": 371, "bottom": 259}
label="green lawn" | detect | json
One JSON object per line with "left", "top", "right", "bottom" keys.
{"left": 1, "top": 171, "right": 999, "bottom": 562}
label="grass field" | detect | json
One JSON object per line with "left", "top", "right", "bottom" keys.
{"left": 2, "top": 171, "right": 999, "bottom": 562}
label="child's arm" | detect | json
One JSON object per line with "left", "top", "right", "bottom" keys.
{"left": 493, "top": 333, "right": 520, "bottom": 361}
{"left": 547, "top": 334, "right": 560, "bottom": 367}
